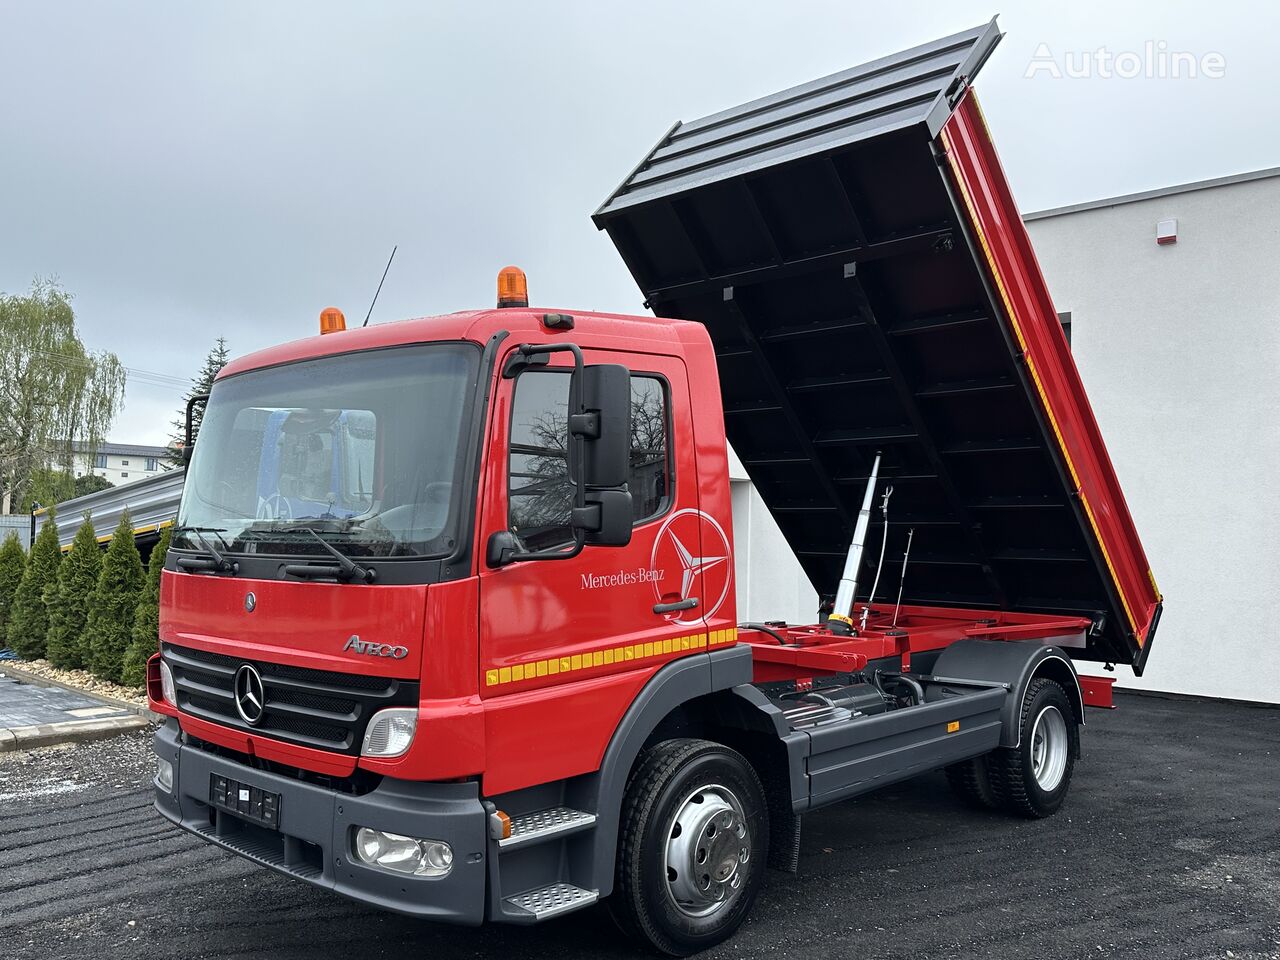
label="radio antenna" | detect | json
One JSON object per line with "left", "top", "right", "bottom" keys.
{"left": 362, "top": 245, "right": 398, "bottom": 328}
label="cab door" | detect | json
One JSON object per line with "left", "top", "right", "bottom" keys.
{"left": 476, "top": 343, "right": 713, "bottom": 736}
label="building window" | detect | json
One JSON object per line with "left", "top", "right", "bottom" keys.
{"left": 120, "top": 459, "right": 129, "bottom": 466}
{"left": 145, "top": 458, "right": 158, "bottom": 471}
{"left": 507, "top": 369, "right": 670, "bottom": 551}
{"left": 120, "top": 472, "right": 129, "bottom": 478}
{"left": 94, "top": 453, "right": 107, "bottom": 468}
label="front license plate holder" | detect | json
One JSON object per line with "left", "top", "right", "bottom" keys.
{"left": 209, "top": 773, "right": 280, "bottom": 829}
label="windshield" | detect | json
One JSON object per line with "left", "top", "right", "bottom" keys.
{"left": 175, "top": 342, "right": 480, "bottom": 559}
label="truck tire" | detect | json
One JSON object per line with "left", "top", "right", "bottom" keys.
{"left": 610, "top": 738, "right": 768, "bottom": 956}
{"left": 988, "top": 678, "right": 1078, "bottom": 818}
{"left": 944, "top": 755, "right": 998, "bottom": 810}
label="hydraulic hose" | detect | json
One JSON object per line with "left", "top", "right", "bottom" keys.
{"left": 739, "top": 622, "right": 790, "bottom": 645}
{"left": 877, "top": 672, "right": 925, "bottom": 706}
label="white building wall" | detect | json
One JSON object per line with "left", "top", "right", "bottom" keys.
{"left": 727, "top": 445, "right": 819, "bottom": 627}
{"left": 1024, "top": 173, "right": 1280, "bottom": 703}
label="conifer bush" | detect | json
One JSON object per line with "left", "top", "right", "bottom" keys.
{"left": 121, "top": 525, "right": 172, "bottom": 688}
{"left": 0, "top": 531, "right": 27, "bottom": 642}
{"left": 46, "top": 515, "right": 104, "bottom": 669}
{"left": 6, "top": 515, "right": 61, "bottom": 659}
{"left": 86, "top": 513, "right": 145, "bottom": 683}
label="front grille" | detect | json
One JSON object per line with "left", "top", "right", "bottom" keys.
{"left": 163, "top": 642, "right": 418, "bottom": 756}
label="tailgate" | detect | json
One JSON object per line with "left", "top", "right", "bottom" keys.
{"left": 594, "top": 19, "right": 1162, "bottom": 671}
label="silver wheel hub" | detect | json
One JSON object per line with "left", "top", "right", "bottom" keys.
{"left": 1030, "top": 704, "right": 1069, "bottom": 791}
{"left": 665, "top": 784, "right": 750, "bottom": 918}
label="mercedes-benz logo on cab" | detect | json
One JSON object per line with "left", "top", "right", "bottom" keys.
{"left": 233, "top": 663, "right": 266, "bottom": 725}
{"left": 244, "top": 592, "right": 257, "bottom": 613}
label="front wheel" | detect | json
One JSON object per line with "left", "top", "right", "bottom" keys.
{"left": 989, "top": 677, "right": 1079, "bottom": 818}
{"left": 610, "top": 738, "right": 768, "bottom": 956}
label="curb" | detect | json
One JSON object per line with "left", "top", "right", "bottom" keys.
{"left": 0, "top": 663, "right": 160, "bottom": 722}
{"left": 0, "top": 714, "right": 151, "bottom": 752}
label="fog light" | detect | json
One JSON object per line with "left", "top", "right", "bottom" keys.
{"left": 362, "top": 707, "right": 416, "bottom": 757}
{"left": 155, "top": 757, "right": 174, "bottom": 792}
{"left": 159, "top": 659, "right": 176, "bottom": 705}
{"left": 353, "top": 827, "right": 452, "bottom": 877}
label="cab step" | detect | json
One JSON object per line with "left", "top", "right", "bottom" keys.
{"left": 498, "top": 806, "right": 596, "bottom": 850}
{"left": 504, "top": 882, "right": 598, "bottom": 921}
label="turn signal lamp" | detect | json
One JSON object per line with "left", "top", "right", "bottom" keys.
{"left": 362, "top": 707, "right": 417, "bottom": 757}
{"left": 489, "top": 809, "right": 513, "bottom": 841}
{"left": 320, "top": 306, "right": 347, "bottom": 335}
{"left": 159, "top": 659, "right": 176, "bottom": 705}
{"left": 497, "top": 266, "right": 528, "bottom": 308}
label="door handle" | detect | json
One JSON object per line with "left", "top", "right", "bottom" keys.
{"left": 653, "top": 597, "right": 699, "bottom": 614}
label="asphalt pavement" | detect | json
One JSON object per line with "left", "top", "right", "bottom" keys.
{"left": 0, "top": 675, "right": 131, "bottom": 728}
{"left": 2, "top": 693, "right": 1278, "bottom": 960}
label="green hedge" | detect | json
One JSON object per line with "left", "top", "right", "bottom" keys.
{"left": 121, "top": 525, "right": 172, "bottom": 688}
{"left": 6, "top": 516, "right": 60, "bottom": 659}
{"left": 45, "top": 516, "right": 104, "bottom": 669}
{"left": 0, "top": 531, "right": 26, "bottom": 642}
{"left": 86, "top": 513, "right": 145, "bottom": 683}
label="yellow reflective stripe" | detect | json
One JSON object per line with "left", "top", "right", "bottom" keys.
{"left": 484, "top": 630, "right": 724, "bottom": 688}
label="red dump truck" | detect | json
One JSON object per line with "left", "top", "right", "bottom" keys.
{"left": 147, "top": 20, "right": 1161, "bottom": 955}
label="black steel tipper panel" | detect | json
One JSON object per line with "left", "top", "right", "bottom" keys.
{"left": 595, "top": 19, "right": 1002, "bottom": 221}
{"left": 596, "top": 20, "right": 1139, "bottom": 666}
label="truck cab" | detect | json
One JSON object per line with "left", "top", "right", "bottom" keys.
{"left": 148, "top": 19, "right": 1161, "bottom": 957}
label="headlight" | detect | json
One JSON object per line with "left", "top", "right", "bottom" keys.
{"left": 353, "top": 827, "right": 452, "bottom": 877}
{"left": 155, "top": 757, "right": 174, "bottom": 792}
{"left": 362, "top": 707, "right": 417, "bottom": 757}
{"left": 159, "top": 660, "right": 176, "bottom": 705}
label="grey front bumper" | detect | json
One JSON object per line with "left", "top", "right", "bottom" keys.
{"left": 153, "top": 719, "right": 487, "bottom": 924}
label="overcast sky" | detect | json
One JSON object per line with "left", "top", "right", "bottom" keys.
{"left": 2, "top": 1, "right": 1275, "bottom": 445}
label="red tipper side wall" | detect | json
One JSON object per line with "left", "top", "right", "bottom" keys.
{"left": 940, "top": 90, "right": 1162, "bottom": 663}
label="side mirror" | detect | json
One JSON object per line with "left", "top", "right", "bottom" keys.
{"left": 571, "top": 364, "right": 630, "bottom": 488}
{"left": 573, "top": 488, "right": 632, "bottom": 546}
{"left": 183, "top": 393, "right": 210, "bottom": 463}
{"left": 569, "top": 364, "right": 632, "bottom": 547}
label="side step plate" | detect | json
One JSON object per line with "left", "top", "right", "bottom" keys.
{"left": 499, "top": 807, "right": 596, "bottom": 850}
{"left": 504, "top": 882, "right": 599, "bottom": 921}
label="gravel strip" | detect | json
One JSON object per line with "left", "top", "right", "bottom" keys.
{"left": 3, "top": 658, "right": 147, "bottom": 707}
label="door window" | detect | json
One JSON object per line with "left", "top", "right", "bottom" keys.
{"left": 507, "top": 370, "right": 670, "bottom": 551}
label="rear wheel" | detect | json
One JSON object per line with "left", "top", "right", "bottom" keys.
{"left": 945, "top": 754, "right": 998, "bottom": 809}
{"left": 610, "top": 738, "right": 768, "bottom": 956}
{"left": 989, "top": 678, "right": 1078, "bottom": 818}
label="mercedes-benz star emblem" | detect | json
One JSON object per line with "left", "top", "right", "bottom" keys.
{"left": 650, "top": 508, "right": 734, "bottom": 626}
{"left": 244, "top": 592, "right": 256, "bottom": 613}
{"left": 233, "top": 664, "right": 266, "bottom": 725}
{"left": 668, "top": 532, "right": 727, "bottom": 599}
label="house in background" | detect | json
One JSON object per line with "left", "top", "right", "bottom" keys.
{"left": 72, "top": 441, "right": 171, "bottom": 486}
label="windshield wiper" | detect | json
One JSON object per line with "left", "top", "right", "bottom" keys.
{"left": 173, "top": 526, "right": 238, "bottom": 575}
{"left": 282, "top": 527, "right": 375, "bottom": 584}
